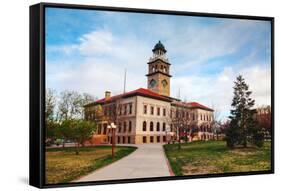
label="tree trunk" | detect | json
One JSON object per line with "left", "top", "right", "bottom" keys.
{"left": 75, "top": 142, "right": 80, "bottom": 155}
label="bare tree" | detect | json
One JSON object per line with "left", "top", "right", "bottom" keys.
{"left": 171, "top": 103, "right": 191, "bottom": 149}
{"left": 211, "top": 104, "right": 222, "bottom": 140}
{"left": 57, "top": 90, "right": 92, "bottom": 121}
{"left": 45, "top": 88, "right": 57, "bottom": 122}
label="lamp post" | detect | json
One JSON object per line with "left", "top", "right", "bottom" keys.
{"left": 107, "top": 122, "right": 116, "bottom": 158}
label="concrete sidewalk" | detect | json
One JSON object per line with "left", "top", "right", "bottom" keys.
{"left": 76, "top": 144, "right": 171, "bottom": 182}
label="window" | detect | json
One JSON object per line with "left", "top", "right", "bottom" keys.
{"left": 143, "top": 105, "right": 147, "bottom": 114}
{"left": 124, "top": 105, "right": 127, "bottom": 115}
{"left": 193, "top": 114, "right": 195, "bottom": 120}
{"left": 151, "top": 106, "right": 154, "bottom": 115}
{"left": 118, "top": 136, "right": 120, "bottom": 143}
{"left": 163, "top": 108, "right": 166, "bottom": 116}
{"left": 108, "top": 105, "right": 112, "bottom": 116}
{"left": 156, "top": 122, "right": 160, "bottom": 131}
{"left": 98, "top": 124, "right": 102, "bottom": 134}
{"left": 163, "top": 136, "right": 166, "bottom": 142}
{"left": 103, "top": 124, "right": 107, "bottom": 135}
{"left": 128, "top": 136, "right": 131, "bottom": 144}
{"left": 143, "top": 121, "right": 147, "bottom": 131}
{"left": 150, "top": 79, "right": 157, "bottom": 88}
{"left": 123, "top": 136, "right": 126, "bottom": 143}
{"left": 104, "top": 106, "right": 107, "bottom": 116}
{"left": 123, "top": 121, "right": 127, "bottom": 132}
{"left": 186, "top": 112, "right": 189, "bottom": 119}
{"left": 119, "top": 106, "right": 122, "bottom": 115}
{"left": 129, "top": 103, "right": 132, "bottom": 114}
{"left": 150, "top": 136, "right": 154, "bottom": 143}
{"left": 129, "top": 121, "right": 132, "bottom": 132}
{"left": 150, "top": 121, "right": 154, "bottom": 131}
{"left": 157, "top": 107, "right": 160, "bottom": 116}
{"left": 157, "top": 136, "right": 160, "bottom": 143}
{"left": 163, "top": 123, "right": 166, "bottom": 131}
{"left": 143, "top": 136, "right": 147, "bottom": 143}
{"left": 118, "top": 122, "right": 122, "bottom": 133}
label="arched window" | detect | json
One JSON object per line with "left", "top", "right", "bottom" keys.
{"left": 129, "top": 121, "right": 132, "bottom": 132}
{"left": 118, "top": 122, "right": 122, "bottom": 133}
{"left": 157, "top": 122, "right": 160, "bottom": 131}
{"left": 143, "top": 121, "right": 147, "bottom": 131}
{"left": 150, "top": 122, "right": 154, "bottom": 131}
{"left": 123, "top": 121, "right": 127, "bottom": 132}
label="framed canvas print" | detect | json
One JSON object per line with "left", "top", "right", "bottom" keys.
{"left": 29, "top": 2, "right": 274, "bottom": 188}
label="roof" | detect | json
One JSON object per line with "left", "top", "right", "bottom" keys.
{"left": 152, "top": 41, "right": 167, "bottom": 53}
{"left": 172, "top": 101, "right": 214, "bottom": 111}
{"left": 85, "top": 88, "right": 172, "bottom": 106}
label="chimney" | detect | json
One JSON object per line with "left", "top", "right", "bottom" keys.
{"left": 105, "top": 91, "right": 111, "bottom": 100}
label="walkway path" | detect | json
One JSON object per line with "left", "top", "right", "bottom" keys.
{"left": 76, "top": 144, "right": 171, "bottom": 182}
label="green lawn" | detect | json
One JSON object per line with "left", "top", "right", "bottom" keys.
{"left": 45, "top": 145, "right": 137, "bottom": 184}
{"left": 163, "top": 141, "right": 271, "bottom": 176}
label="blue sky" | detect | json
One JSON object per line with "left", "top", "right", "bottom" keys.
{"left": 46, "top": 7, "right": 271, "bottom": 121}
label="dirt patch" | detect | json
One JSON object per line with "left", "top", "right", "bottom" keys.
{"left": 182, "top": 164, "right": 221, "bottom": 175}
{"left": 230, "top": 148, "right": 257, "bottom": 156}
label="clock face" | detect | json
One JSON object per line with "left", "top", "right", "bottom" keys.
{"left": 162, "top": 80, "right": 168, "bottom": 87}
{"left": 150, "top": 79, "right": 157, "bottom": 88}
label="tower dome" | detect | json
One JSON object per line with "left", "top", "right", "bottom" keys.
{"left": 152, "top": 40, "right": 167, "bottom": 53}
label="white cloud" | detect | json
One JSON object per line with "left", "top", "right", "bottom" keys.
{"left": 171, "top": 65, "right": 271, "bottom": 120}
{"left": 47, "top": 28, "right": 149, "bottom": 98}
{"left": 78, "top": 29, "right": 114, "bottom": 56}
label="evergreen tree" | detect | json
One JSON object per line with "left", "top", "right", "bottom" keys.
{"left": 226, "top": 75, "right": 259, "bottom": 148}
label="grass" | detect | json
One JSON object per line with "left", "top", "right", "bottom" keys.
{"left": 45, "top": 145, "right": 137, "bottom": 184}
{"left": 163, "top": 141, "right": 271, "bottom": 176}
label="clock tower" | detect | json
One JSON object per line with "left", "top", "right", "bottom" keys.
{"left": 146, "top": 41, "right": 172, "bottom": 97}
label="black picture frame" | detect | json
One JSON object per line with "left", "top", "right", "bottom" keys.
{"left": 30, "top": 2, "right": 274, "bottom": 189}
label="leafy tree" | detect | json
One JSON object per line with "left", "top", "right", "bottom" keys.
{"left": 226, "top": 75, "right": 263, "bottom": 148}
{"left": 70, "top": 120, "right": 97, "bottom": 155}
{"left": 251, "top": 123, "right": 265, "bottom": 147}
{"left": 57, "top": 119, "right": 74, "bottom": 148}
{"left": 46, "top": 121, "right": 60, "bottom": 145}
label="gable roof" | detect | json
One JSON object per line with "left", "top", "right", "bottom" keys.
{"left": 85, "top": 88, "right": 172, "bottom": 106}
